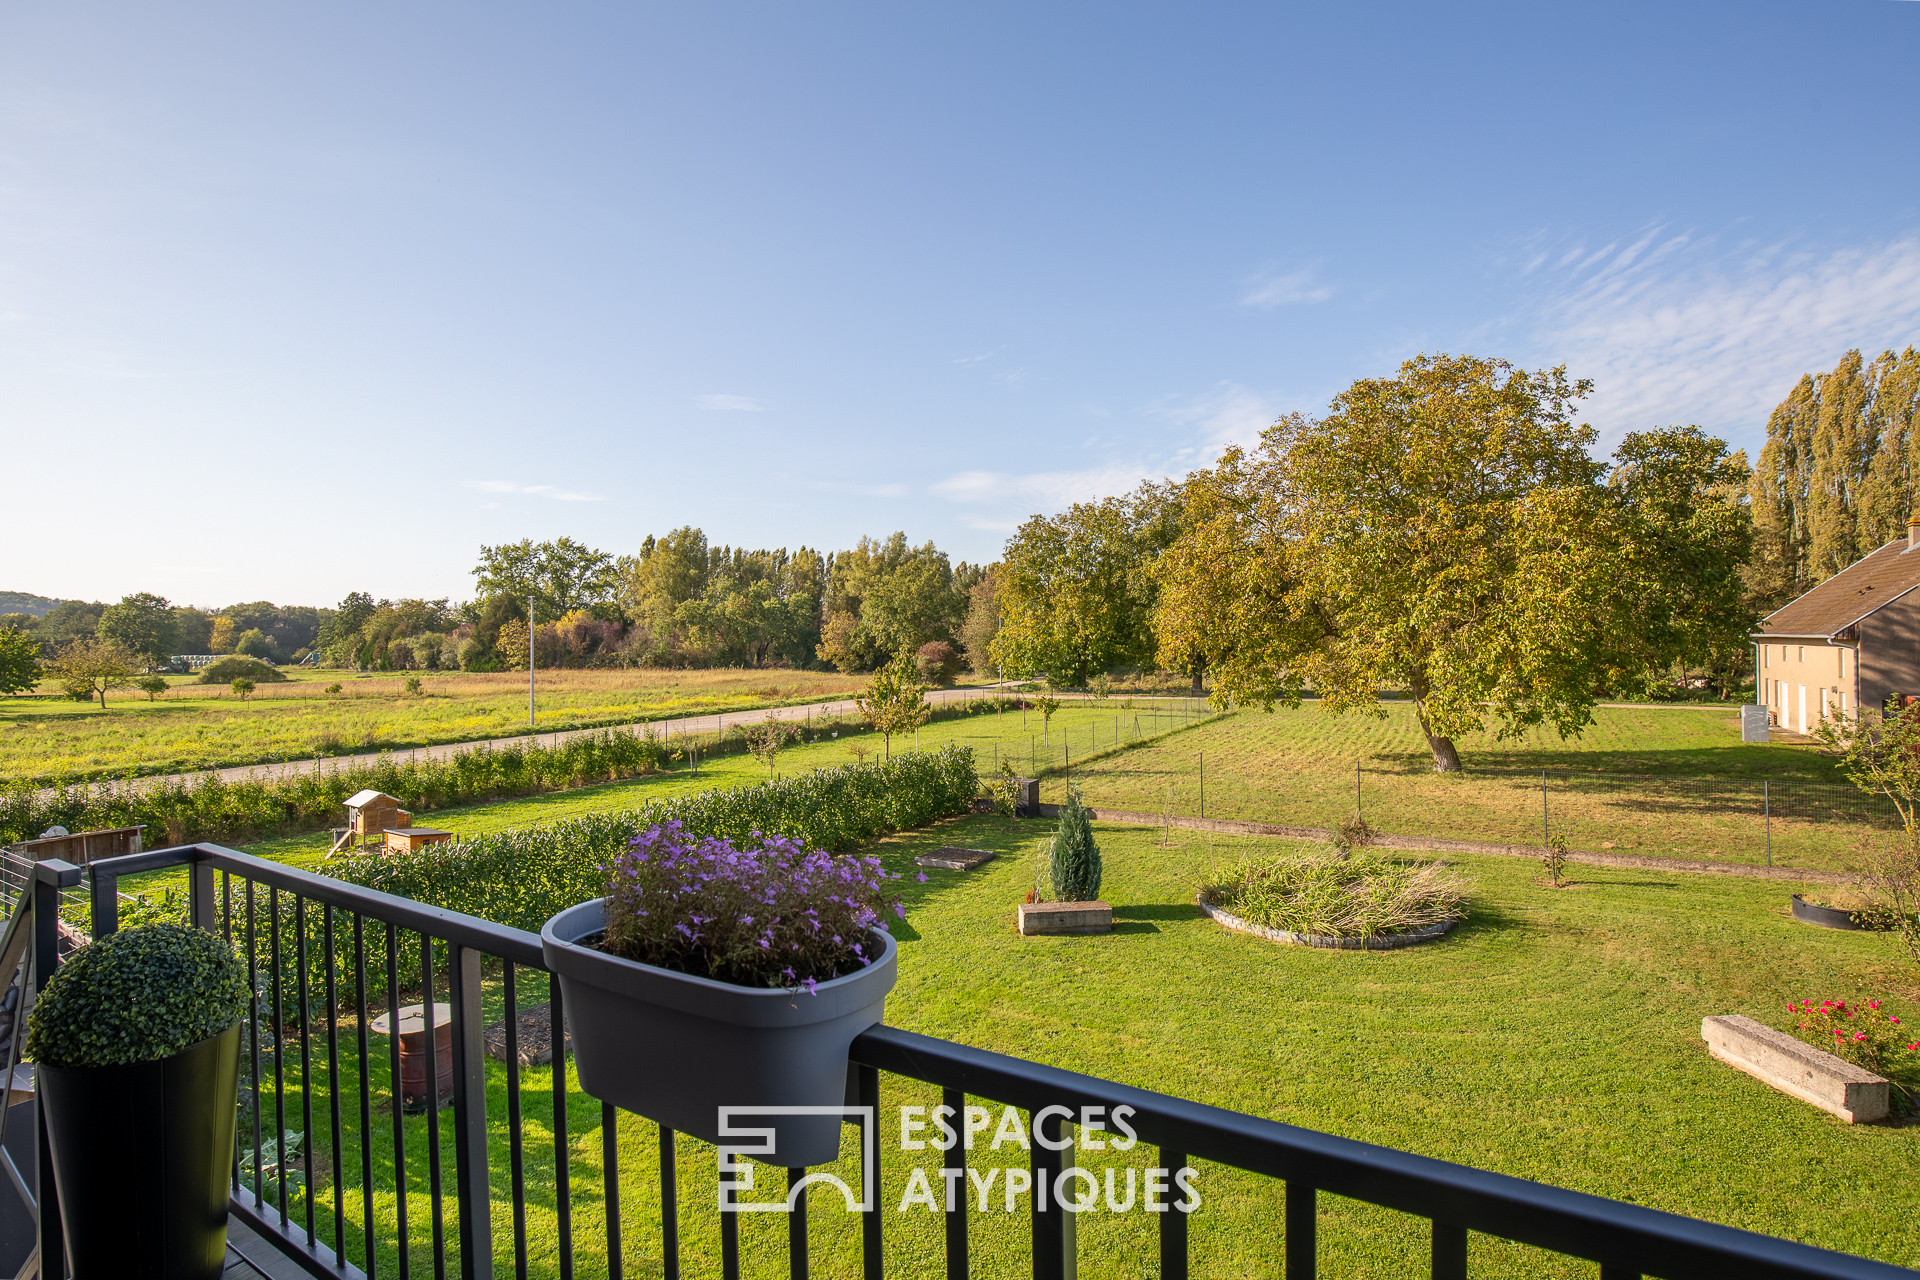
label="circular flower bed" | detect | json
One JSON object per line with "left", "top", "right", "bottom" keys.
{"left": 1198, "top": 847, "right": 1471, "bottom": 950}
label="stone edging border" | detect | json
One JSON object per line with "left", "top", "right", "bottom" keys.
{"left": 1194, "top": 896, "right": 1458, "bottom": 951}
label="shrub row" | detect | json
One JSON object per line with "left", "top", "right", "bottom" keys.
{"left": 0, "top": 727, "right": 676, "bottom": 849}
{"left": 329, "top": 743, "right": 979, "bottom": 935}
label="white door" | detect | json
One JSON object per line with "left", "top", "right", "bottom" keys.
{"left": 1798, "top": 684, "right": 1807, "bottom": 733}
{"left": 1822, "top": 688, "right": 1830, "bottom": 723}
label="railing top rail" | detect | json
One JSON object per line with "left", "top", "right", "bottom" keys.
{"left": 86, "top": 843, "right": 546, "bottom": 966}
{"left": 851, "top": 1026, "right": 1913, "bottom": 1280}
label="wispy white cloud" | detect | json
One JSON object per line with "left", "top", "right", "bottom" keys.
{"left": 465, "top": 480, "right": 605, "bottom": 502}
{"left": 1145, "top": 381, "right": 1285, "bottom": 454}
{"left": 1240, "top": 266, "right": 1334, "bottom": 309}
{"left": 693, "top": 393, "right": 771, "bottom": 412}
{"left": 1521, "top": 230, "right": 1920, "bottom": 447}
{"left": 812, "top": 480, "right": 910, "bottom": 499}
{"left": 930, "top": 463, "right": 1160, "bottom": 511}
{"left": 926, "top": 381, "right": 1298, "bottom": 535}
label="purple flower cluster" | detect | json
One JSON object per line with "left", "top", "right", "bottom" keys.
{"left": 600, "top": 822, "right": 903, "bottom": 992}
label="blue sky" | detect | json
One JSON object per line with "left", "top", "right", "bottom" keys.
{"left": 4, "top": 1, "right": 1919, "bottom": 607}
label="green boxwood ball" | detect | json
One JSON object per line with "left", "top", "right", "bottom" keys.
{"left": 27, "top": 923, "right": 248, "bottom": 1069}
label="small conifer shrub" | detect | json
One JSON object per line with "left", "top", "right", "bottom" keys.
{"left": 1048, "top": 787, "right": 1102, "bottom": 902}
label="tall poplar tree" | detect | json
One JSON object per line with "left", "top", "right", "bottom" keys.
{"left": 1749, "top": 346, "right": 1920, "bottom": 609}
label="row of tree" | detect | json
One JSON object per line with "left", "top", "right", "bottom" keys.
{"left": 0, "top": 597, "right": 326, "bottom": 666}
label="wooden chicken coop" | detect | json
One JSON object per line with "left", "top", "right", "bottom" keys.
{"left": 329, "top": 790, "right": 413, "bottom": 854}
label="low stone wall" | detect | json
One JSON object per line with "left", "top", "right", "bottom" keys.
{"left": 1031, "top": 803, "right": 1855, "bottom": 885}
{"left": 1701, "top": 1014, "right": 1889, "bottom": 1123}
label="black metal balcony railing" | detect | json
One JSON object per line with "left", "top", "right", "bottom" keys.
{"left": 4, "top": 843, "right": 1913, "bottom": 1280}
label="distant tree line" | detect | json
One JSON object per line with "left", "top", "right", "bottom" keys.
{"left": 8, "top": 346, "right": 1913, "bottom": 761}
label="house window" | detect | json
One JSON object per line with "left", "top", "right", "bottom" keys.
{"left": 1798, "top": 646, "right": 1804, "bottom": 662}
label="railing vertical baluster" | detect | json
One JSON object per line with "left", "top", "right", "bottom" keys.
{"left": 720, "top": 1202, "right": 739, "bottom": 1280}
{"left": 858, "top": 1064, "right": 881, "bottom": 1280}
{"left": 1431, "top": 1222, "right": 1466, "bottom": 1280}
{"left": 603, "top": 1103, "right": 623, "bottom": 1280}
{"left": 942, "top": 1088, "right": 966, "bottom": 1280}
{"left": 551, "top": 972, "right": 573, "bottom": 1280}
{"left": 247, "top": 880, "right": 263, "bottom": 1205}
{"left": 660, "top": 1128, "right": 679, "bottom": 1280}
{"left": 32, "top": 861, "right": 75, "bottom": 1280}
{"left": 325, "top": 904, "right": 345, "bottom": 1259}
{"left": 504, "top": 963, "right": 529, "bottom": 1280}
{"left": 354, "top": 912, "right": 376, "bottom": 1280}
{"left": 270, "top": 886, "right": 289, "bottom": 1226}
{"left": 1158, "top": 1149, "right": 1188, "bottom": 1280}
{"left": 421, "top": 934, "right": 447, "bottom": 1280}
{"left": 1285, "top": 1183, "right": 1315, "bottom": 1280}
{"left": 449, "top": 944, "right": 493, "bottom": 1280}
{"left": 296, "top": 895, "right": 316, "bottom": 1245}
{"left": 787, "top": 1167, "right": 808, "bottom": 1280}
{"left": 386, "top": 922, "right": 410, "bottom": 1280}
{"left": 1030, "top": 1109, "right": 1063, "bottom": 1280}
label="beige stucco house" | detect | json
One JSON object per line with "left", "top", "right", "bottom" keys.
{"left": 1753, "top": 516, "right": 1920, "bottom": 733}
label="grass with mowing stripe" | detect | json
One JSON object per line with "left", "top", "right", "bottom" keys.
{"left": 239, "top": 814, "right": 1919, "bottom": 1278}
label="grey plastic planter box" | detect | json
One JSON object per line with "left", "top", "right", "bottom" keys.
{"left": 541, "top": 899, "right": 897, "bottom": 1167}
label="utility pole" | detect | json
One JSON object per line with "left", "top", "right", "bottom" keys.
{"left": 528, "top": 596, "right": 536, "bottom": 728}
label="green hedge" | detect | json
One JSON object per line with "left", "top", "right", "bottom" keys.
{"left": 329, "top": 743, "right": 979, "bottom": 935}
{"left": 0, "top": 727, "right": 673, "bottom": 848}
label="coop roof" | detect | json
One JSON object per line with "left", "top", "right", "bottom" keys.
{"left": 1756, "top": 537, "right": 1920, "bottom": 639}
{"left": 345, "top": 790, "right": 396, "bottom": 808}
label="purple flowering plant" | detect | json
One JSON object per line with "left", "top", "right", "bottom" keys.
{"left": 600, "top": 821, "right": 903, "bottom": 992}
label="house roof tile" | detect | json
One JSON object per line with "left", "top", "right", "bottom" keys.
{"left": 1755, "top": 537, "right": 1920, "bottom": 639}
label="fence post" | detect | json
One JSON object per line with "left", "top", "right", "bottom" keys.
{"left": 1765, "top": 781, "right": 1771, "bottom": 867}
{"left": 1199, "top": 753, "right": 1204, "bottom": 820}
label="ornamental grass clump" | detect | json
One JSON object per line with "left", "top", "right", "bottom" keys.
{"left": 26, "top": 923, "right": 248, "bottom": 1068}
{"left": 601, "top": 821, "right": 903, "bottom": 993}
{"left": 1201, "top": 846, "right": 1471, "bottom": 938}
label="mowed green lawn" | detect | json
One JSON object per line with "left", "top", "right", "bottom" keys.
{"left": 0, "top": 667, "right": 876, "bottom": 785}
{"left": 254, "top": 815, "right": 1920, "bottom": 1279}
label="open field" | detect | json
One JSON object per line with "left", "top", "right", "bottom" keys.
{"left": 0, "top": 668, "right": 878, "bottom": 784}
{"left": 1035, "top": 702, "right": 1886, "bottom": 875}
{"left": 238, "top": 699, "right": 1879, "bottom": 879}
{"left": 228, "top": 815, "right": 1920, "bottom": 1278}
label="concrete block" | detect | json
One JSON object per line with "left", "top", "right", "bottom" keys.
{"left": 1017, "top": 900, "right": 1112, "bottom": 936}
{"left": 1702, "top": 1014, "right": 1889, "bottom": 1123}
{"left": 1740, "top": 704, "right": 1770, "bottom": 744}
{"left": 915, "top": 847, "right": 996, "bottom": 871}
{"left": 1014, "top": 778, "right": 1040, "bottom": 817}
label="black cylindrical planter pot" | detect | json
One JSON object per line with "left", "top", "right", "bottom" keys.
{"left": 39, "top": 1023, "right": 241, "bottom": 1280}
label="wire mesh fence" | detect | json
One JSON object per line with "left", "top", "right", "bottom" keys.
{"left": 1016, "top": 738, "right": 1898, "bottom": 875}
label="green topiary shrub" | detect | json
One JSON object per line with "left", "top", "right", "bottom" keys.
{"left": 196, "top": 655, "right": 287, "bottom": 685}
{"left": 26, "top": 923, "right": 248, "bottom": 1068}
{"left": 1047, "top": 787, "right": 1102, "bottom": 902}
